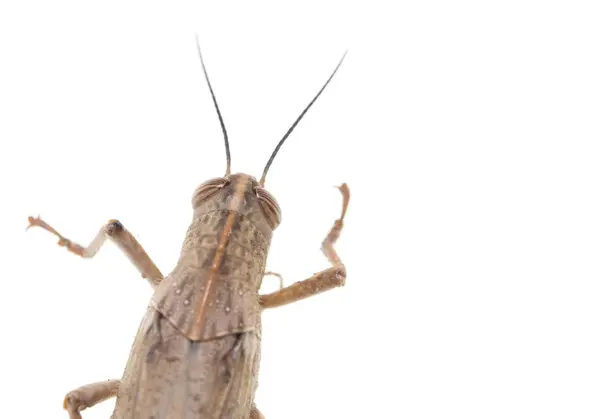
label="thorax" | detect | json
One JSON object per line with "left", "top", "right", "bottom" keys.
{"left": 152, "top": 208, "right": 272, "bottom": 341}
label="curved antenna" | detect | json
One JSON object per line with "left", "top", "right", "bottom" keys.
{"left": 260, "top": 50, "right": 347, "bottom": 186}
{"left": 195, "top": 35, "right": 231, "bottom": 176}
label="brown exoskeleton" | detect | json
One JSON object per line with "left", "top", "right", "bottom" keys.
{"left": 27, "top": 40, "right": 349, "bottom": 419}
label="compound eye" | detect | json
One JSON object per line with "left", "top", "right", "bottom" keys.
{"left": 192, "top": 177, "right": 229, "bottom": 207}
{"left": 255, "top": 187, "right": 281, "bottom": 229}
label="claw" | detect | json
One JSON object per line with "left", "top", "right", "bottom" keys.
{"left": 264, "top": 271, "right": 284, "bottom": 289}
{"left": 26, "top": 215, "right": 42, "bottom": 231}
{"left": 26, "top": 215, "right": 39, "bottom": 231}
{"left": 26, "top": 215, "right": 62, "bottom": 236}
{"left": 336, "top": 183, "right": 350, "bottom": 221}
{"left": 26, "top": 215, "right": 85, "bottom": 256}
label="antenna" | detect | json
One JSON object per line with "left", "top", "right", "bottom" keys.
{"left": 195, "top": 35, "right": 231, "bottom": 176}
{"left": 260, "top": 51, "right": 347, "bottom": 186}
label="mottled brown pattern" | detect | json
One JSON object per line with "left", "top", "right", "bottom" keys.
{"left": 152, "top": 176, "right": 271, "bottom": 342}
{"left": 112, "top": 309, "right": 259, "bottom": 419}
{"left": 113, "top": 174, "right": 272, "bottom": 418}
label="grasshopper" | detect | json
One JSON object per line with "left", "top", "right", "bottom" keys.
{"left": 27, "top": 41, "right": 349, "bottom": 419}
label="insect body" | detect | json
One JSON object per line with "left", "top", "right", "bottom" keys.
{"left": 28, "top": 42, "right": 349, "bottom": 419}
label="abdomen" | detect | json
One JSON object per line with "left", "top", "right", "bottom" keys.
{"left": 112, "top": 308, "right": 261, "bottom": 419}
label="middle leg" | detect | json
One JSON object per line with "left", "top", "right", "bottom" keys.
{"left": 259, "top": 183, "right": 349, "bottom": 309}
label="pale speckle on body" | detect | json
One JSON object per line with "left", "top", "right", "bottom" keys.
{"left": 111, "top": 174, "right": 274, "bottom": 418}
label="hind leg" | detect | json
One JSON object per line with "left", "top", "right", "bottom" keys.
{"left": 63, "top": 380, "right": 119, "bottom": 419}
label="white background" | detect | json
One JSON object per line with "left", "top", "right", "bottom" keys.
{"left": 1, "top": 1, "right": 600, "bottom": 418}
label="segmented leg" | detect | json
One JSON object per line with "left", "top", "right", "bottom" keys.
{"left": 27, "top": 216, "right": 163, "bottom": 288}
{"left": 259, "top": 183, "right": 349, "bottom": 309}
{"left": 263, "top": 271, "right": 284, "bottom": 289}
{"left": 63, "top": 379, "right": 119, "bottom": 419}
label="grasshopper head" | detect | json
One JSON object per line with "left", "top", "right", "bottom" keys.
{"left": 192, "top": 173, "right": 281, "bottom": 230}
